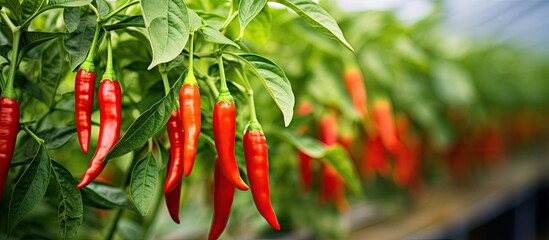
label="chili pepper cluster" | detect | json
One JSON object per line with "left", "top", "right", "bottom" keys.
{"left": 161, "top": 51, "right": 279, "bottom": 239}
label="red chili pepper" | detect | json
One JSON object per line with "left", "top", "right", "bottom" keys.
{"left": 208, "top": 158, "right": 235, "bottom": 240}
{"left": 318, "top": 113, "right": 347, "bottom": 208}
{"left": 363, "top": 135, "right": 390, "bottom": 176}
{"left": 372, "top": 98, "right": 400, "bottom": 153}
{"left": 180, "top": 80, "right": 201, "bottom": 178}
{"left": 75, "top": 69, "right": 96, "bottom": 154}
{"left": 164, "top": 109, "right": 184, "bottom": 193}
{"left": 77, "top": 79, "right": 121, "bottom": 189}
{"left": 212, "top": 99, "right": 248, "bottom": 191}
{"left": 164, "top": 108, "right": 185, "bottom": 192}
{"left": 165, "top": 111, "right": 184, "bottom": 223}
{"left": 0, "top": 96, "right": 19, "bottom": 200}
{"left": 343, "top": 67, "right": 367, "bottom": 116}
{"left": 298, "top": 151, "right": 313, "bottom": 191}
{"left": 243, "top": 127, "right": 280, "bottom": 230}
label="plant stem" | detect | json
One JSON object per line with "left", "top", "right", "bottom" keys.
{"left": 88, "top": 3, "right": 100, "bottom": 18}
{"left": 0, "top": 11, "right": 17, "bottom": 31}
{"left": 247, "top": 90, "right": 258, "bottom": 122}
{"left": 102, "top": 33, "right": 117, "bottom": 80}
{"left": 219, "top": 8, "right": 238, "bottom": 33}
{"left": 188, "top": 33, "right": 194, "bottom": 75}
{"left": 158, "top": 64, "right": 170, "bottom": 96}
{"left": 101, "top": 0, "right": 140, "bottom": 24}
{"left": 217, "top": 54, "right": 229, "bottom": 93}
{"left": 6, "top": 30, "right": 20, "bottom": 90}
{"left": 105, "top": 209, "right": 123, "bottom": 240}
{"left": 22, "top": 125, "right": 44, "bottom": 144}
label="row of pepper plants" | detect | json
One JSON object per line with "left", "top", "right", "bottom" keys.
{"left": 2, "top": 0, "right": 549, "bottom": 239}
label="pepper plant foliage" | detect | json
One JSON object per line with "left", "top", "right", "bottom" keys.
{"left": 0, "top": 0, "right": 356, "bottom": 239}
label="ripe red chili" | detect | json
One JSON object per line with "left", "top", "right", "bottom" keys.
{"left": 208, "top": 158, "right": 235, "bottom": 240}
{"left": 318, "top": 113, "right": 346, "bottom": 208}
{"left": 372, "top": 98, "right": 400, "bottom": 153}
{"left": 212, "top": 99, "right": 248, "bottom": 191}
{"left": 363, "top": 135, "right": 390, "bottom": 176}
{"left": 77, "top": 79, "right": 121, "bottom": 189}
{"left": 0, "top": 96, "right": 20, "bottom": 200}
{"left": 164, "top": 110, "right": 184, "bottom": 195}
{"left": 243, "top": 128, "right": 280, "bottom": 230}
{"left": 75, "top": 69, "right": 96, "bottom": 154}
{"left": 343, "top": 67, "right": 367, "bottom": 116}
{"left": 165, "top": 111, "right": 184, "bottom": 223}
{"left": 179, "top": 79, "right": 201, "bottom": 178}
{"left": 298, "top": 151, "right": 313, "bottom": 191}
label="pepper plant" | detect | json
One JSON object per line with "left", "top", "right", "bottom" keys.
{"left": 0, "top": 0, "right": 360, "bottom": 239}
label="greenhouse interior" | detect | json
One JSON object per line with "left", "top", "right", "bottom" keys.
{"left": 0, "top": 0, "right": 548, "bottom": 239}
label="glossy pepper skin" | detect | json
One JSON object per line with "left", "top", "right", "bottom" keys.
{"left": 298, "top": 151, "right": 313, "bottom": 191}
{"left": 164, "top": 110, "right": 185, "bottom": 193}
{"left": 180, "top": 83, "right": 201, "bottom": 178}
{"left": 208, "top": 158, "right": 235, "bottom": 240}
{"left": 318, "top": 114, "right": 347, "bottom": 210}
{"left": 0, "top": 97, "right": 19, "bottom": 200}
{"left": 77, "top": 80, "right": 121, "bottom": 189}
{"left": 243, "top": 129, "right": 280, "bottom": 230}
{"left": 164, "top": 110, "right": 184, "bottom": 222}
{"left": 165, "top": 112, "right": 184, "bottom": 223}
{"left": 343, "top": 68, "right": 367, "bottom": 116}
{"left": 372, "top": 99, "right": 400, "bottom": 153}
{"left": 212, "top": 100, "right": 248, "bottom": 191}
{"left": 75, "top": 69, "right": 96, "bottom": 154}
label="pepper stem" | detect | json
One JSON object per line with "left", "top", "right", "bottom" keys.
{"left": 102, "top": 33, "right": 117, "bottom": 81}
{"left": 183, "top": 33, "right": 197, "bottom": 86}
{"left": 3, "top": 29, "right": 21, "bottom": 99}
{"left": 246, "top": 90, "right": 262, "bottom": 132}
{"left": 158, "top": 64, "right": 170, "bottom": 97}
{"left": 216, "top": 54, "right": 233, "bottom": 103}
{"left": 80, "top": 22, "right": 101, "bottom": 73}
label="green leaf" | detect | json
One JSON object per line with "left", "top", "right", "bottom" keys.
{"left": 104, "top": 16, "right": 145, "bottom": 31}
{"left": 19, "top": 32, "right": 65, "bottom": 62}
{"left": 21, "top": 0, "right": 46, "bottom": 20}
{"left": 42, "top": 126, "right": 76, "bottom": 149}
{"left": 201, "top": 25, "right": 239, "bottom": 49}
{"left": 8, "top": 144, "right": 51, "bottom": 233}
{"left": 188, "top": 8, "right": 204, "bottom": 32}
{"left": 63, "top": 7, "right": 80, "bottom": 33}
{"left": 238, "top": 0, "right": 266, "bottom": 37}
{"left": 274, "top": 0, "right": 354, "bottom": 52}
{"left": 48, "top": 0, "right": 91, "bottom": 7}
{"left": 38, "top": 39, "right": 66, "bottom": 107}
{"left": 129, "top": 152, "right": 158, "bottom": 216}
{"left": 0, "top": 0, "right": 22, "bottom": 23}
{"left": 63, "top": 14, "right": 97, "bottom": 71}
{"left": 0, "top": 45, "right": 10, "bottom": 61}
{"left": 274, "top": 129, "right": 325, "bottom": 158}
{"left": 323, "top": 146, "right": 362, "bottom": 195}
{"left": 141, "top": 0, "right": 190, "bottom": 69}
{"left": 94, "top": 0, "right": 109, "bottom": 18}
{"left": 242, "top": 5, "right": 271, "bottom": 46}
{"left": 81, "top": 182, "right": 135, "bottom": 210}
{"left": 51, "top": 160, "right": 83, "bottom": 240}
{"left": 237, "top": 53, "right": 294, "bottom": 126}
{"left": 103, "top": 72, "right": 184, "bottom": 163}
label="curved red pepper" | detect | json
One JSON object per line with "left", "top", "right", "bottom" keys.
{"left": 212, "top": 101, "right": 248, "bottom": 191}
{"left": 372, "top": 99, "right": 400, "bottom": 153}
{"left": 363, "top": 135, "right": 390, "bottom": 176}
{"left": 0, "top": 97, "right": 19, "bottom": 200}
{"left": 343, "top": 68, "right": 367, "bottom": 116}
{"left": 164, "top": 109, "right": 185, "bottom": 193}
{"left": 78, "top": 80, "right": 121, "bottom": 189}
{"left": 75, "top": 69, "right": 96, "bottom": 154}
{"left": 243, "top": 130, "right": 280, "bottom": 230}
{"left": 318, "top": 114, "right": 347, "bottom": 209}
{"left": 180, "top": 84, "right": 201, "bottom": 177}
{"left": 165, "top": 111, "right": 184, "bottom": 223}
{"left": 298, "top": 151, "right": 313, "bottom": 191}
{"left": 208, "top": 158, "right": 235, "bottom": 240}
